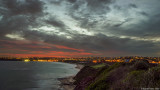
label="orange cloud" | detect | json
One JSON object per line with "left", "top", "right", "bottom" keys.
{"left": 0, "top": 40, "right": 100, "bottom": 57}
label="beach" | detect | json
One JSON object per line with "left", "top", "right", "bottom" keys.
{"left": 58, "top": 64, "right": 84, "bottom": 90}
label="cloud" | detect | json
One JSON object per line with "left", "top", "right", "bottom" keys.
{"left": 1, "top": 0, "right": 44, "bottom": 15}
{"left": 139, "top": 11, "right": 149, "bottom": 16}
{"left": 67, "top": 0, "right": 77, "bottom": 3}
{"left": 0, "top": 0, "right": 46, "bottom": 37}
{"left": 45, "top": 17, "right": 66, "bottom": 30}
{"left": 0, "top": 0, "right": 160, "bottom": 57}
{"left": 67, "top": 0, "right": 114, "bottom": 20}
{"left": 128, "top": 3, "right": 137, "bottom": 8}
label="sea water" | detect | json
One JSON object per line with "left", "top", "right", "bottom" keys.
{"left": 0, "top": 61, "right": 79, "bottom": 90}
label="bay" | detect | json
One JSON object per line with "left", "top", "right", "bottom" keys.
{"left": 0, "top": 61, "right": 79, "bottom": 90}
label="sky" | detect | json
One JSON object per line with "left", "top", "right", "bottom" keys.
{"left": 0, "top": 0, "right": 160, "bottom": 57}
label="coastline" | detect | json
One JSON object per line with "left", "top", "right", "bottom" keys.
{"left": 58, "top": 64, "right": 84, "bottom": 90}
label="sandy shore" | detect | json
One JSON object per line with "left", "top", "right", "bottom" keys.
{"left": 58, "top": 64, "right": 84, "bottom": 90}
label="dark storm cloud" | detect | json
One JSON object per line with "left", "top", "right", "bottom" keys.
{"left": 0, "top": 0, "right": 75, "bottom": 54}
{"left": 68, "top": 0, "right": 114, "bottom": 17}
{"left": 19, "top": 29, "right": 159, "bottom": 56}
{"left": 113, "top": 5, "right": 122, "bottom": 10}
{"left": 56, "top": 33, "right": 159, "bottom": 56}
{"left": 113, "top": 18, "right": 133, "bottom": 27}
{"left": 139, "top": 11, "right": 149, "bottom": 16}
{"left": 85, "top": 0, "right": 113, "bottom": 11}
{"left": 143, "top": 14, "right": 160, "bottom": 35}
{"left": 65, "top": 0, "right": 115, "bottom": 31}
{"left": 84, "top": 0, "right": 160, "bottom": 41}
{"left": 45, "top": 17, "right": 66, "bottom": 30}
{"left": 23, "top": 30, "right": 158, "bottom": 56}
{"left": 1, "top": 0, "right": 44, "bottom": 15}
{"left": 128, "top": 3, "right": 137, "bottom": 8}
{"left": 22, "top": 30, "right": 67, "bottom": 43}
{"left": 0, "top": 0, "right": 160, "bottom": 57}
{"left": 48, "top": 0, "right": 62, "bottom": 5}
{"left": 60, "top": 0, "right": 160, "bottom": 56}
{"left": 76, "top": 33, "right": 158, "bottom": 55}
{"left": 0, "top": 0, "right": 45, "bottom": 36}
{"left": 67, "top": 0, "right": 77, "bottom": 3}
{"left": 110, "top": 12, "right": 160, "bottom": 38}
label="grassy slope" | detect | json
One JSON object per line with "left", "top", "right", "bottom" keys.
{"left": 91, "top": 63, "right": 106, "bottom": 69}
{"left": 86, "top": 63, "right": 122, "bottom": 90}
{"left": 75, "top": 61, "right": 160, "bottom": 90}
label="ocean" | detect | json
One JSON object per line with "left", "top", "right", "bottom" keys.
{"left": 0, "top": 61, "right": 79, "bottom": 90}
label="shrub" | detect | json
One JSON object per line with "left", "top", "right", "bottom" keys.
{"left": 142, "top": 66, "right": 160, "bottom": 88}
{"left": 131, "top": 60, "right": 150, "bottom": 70}
{"left": 124, "top": 70, "right": 145, "bottom": 86}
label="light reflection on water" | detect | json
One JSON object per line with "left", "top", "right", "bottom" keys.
{"left": 0, "top": 61, "right": 78, "bottom": 90}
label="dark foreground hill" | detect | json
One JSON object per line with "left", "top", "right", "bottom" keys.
{"left": 73, "top": 60, "right": 160, "bottom": 90}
